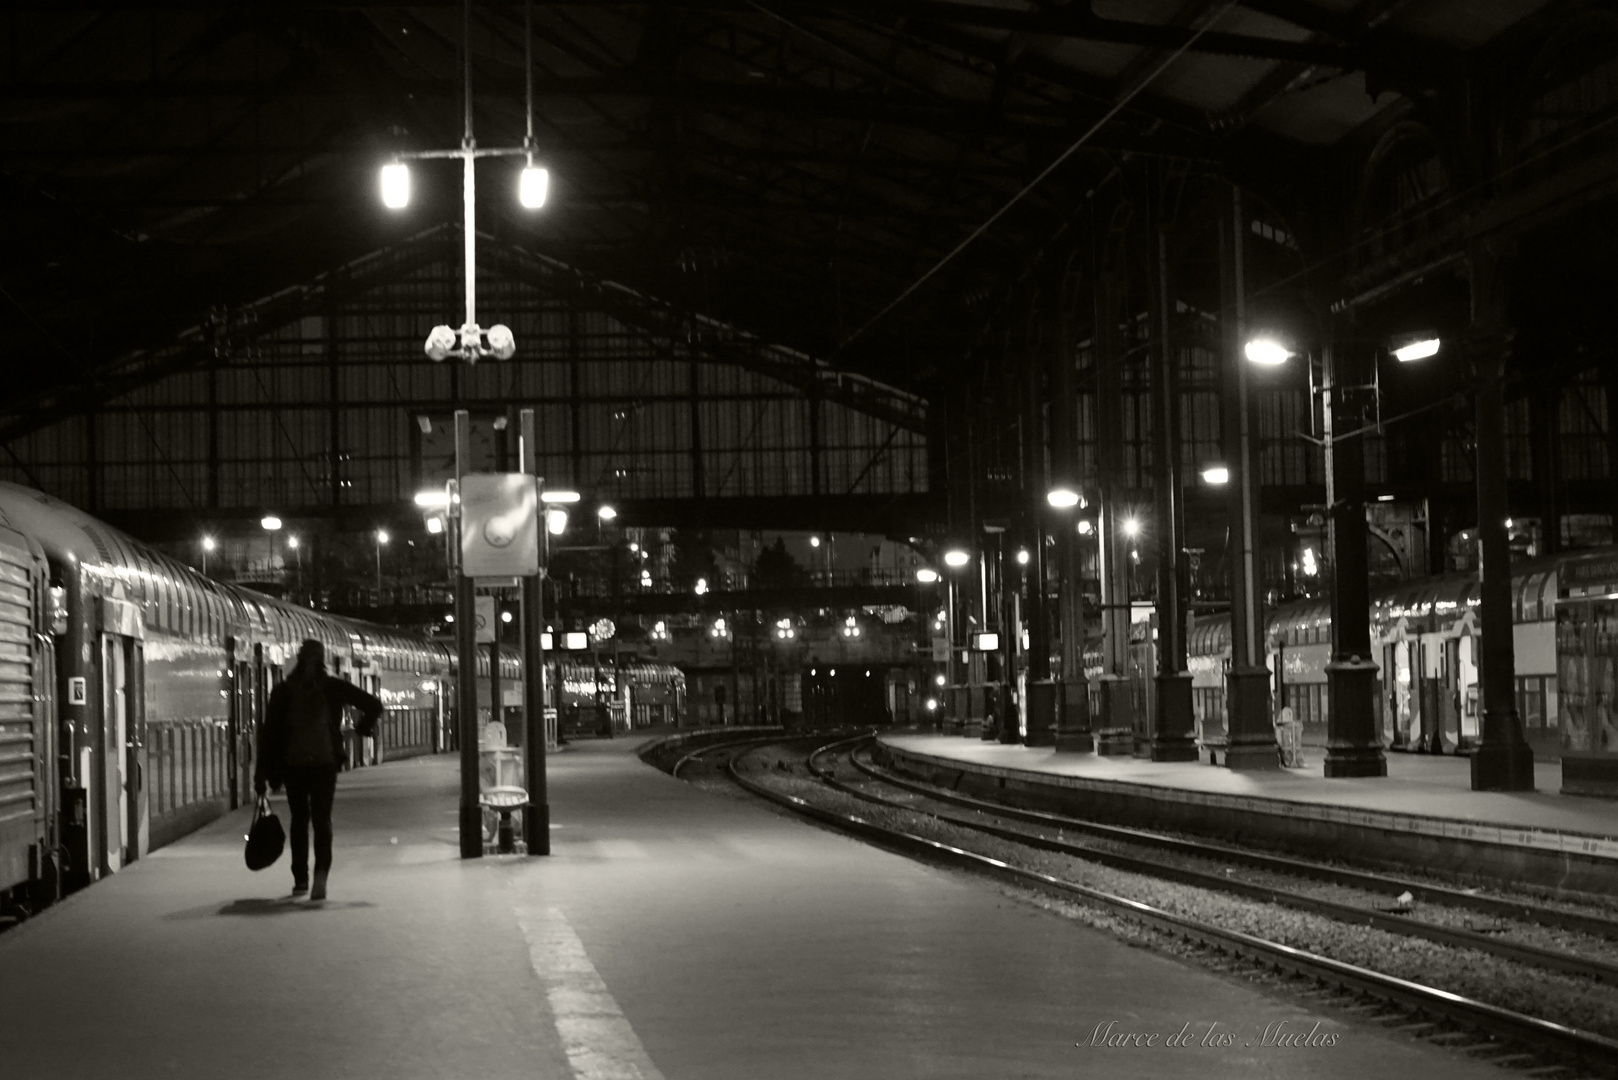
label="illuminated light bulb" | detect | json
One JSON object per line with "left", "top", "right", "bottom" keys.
{"left": 519, "top": 166, "right": 549, "bottom": 209}
{"left": 380, "top": 163, "right": 410, "bottom": 208}
{"left": 1201, "top": 465, "right": 1230, "bottom": 485}
{"left": 915, "top": 568, "right": 939, "bottom": 583}
{"left": 1046, "top": 487, "right": 1080, "bottom": 509}
{"left": 943, "top": 549, "right": 970, "bottom": 568}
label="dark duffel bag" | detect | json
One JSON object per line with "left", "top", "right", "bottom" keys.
{"left": 244, "top": 795, "right": 285, "bottom": 871}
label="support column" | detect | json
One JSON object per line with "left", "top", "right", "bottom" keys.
{"left": 1051, "top": 300, "right": 1092, "bottom": 753}
{"left": 453, "top": 410, "right": 483, "bottom": 857}
{"left": 1093, "top": 263, "right": 1134, "bottom": 743}
{"left": 1220, "top": 185, "right": 1279, "bottom": 771}
{"left": 1025, "top": 319, "right": 1056, "bottom": 746}
{"left": 520, "top": 409, "right": 550, "bottom": 854}
{"left": 1323, "top": 326, "right": 1387, "bottom": 777}
{"left": 1468, "top": 247, "right": 1535, "bottom": 791}
{"left": 1147, "top": 181, "right": 1196, "bottom": 762}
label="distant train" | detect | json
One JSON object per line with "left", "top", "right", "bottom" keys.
{"left": 0, "top": 483, "right": 680, "bottom": 923}
{"left": 1173, "top": 549, "right": 1618, "bottom": 761}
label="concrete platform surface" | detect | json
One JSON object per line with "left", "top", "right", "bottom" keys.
{"left": 883, "top": 733, "right": 1618, "bottom": 856}
{"left": 0, "top": 736, "right": 1512, "bottom": 1080}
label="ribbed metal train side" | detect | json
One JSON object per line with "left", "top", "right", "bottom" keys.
{"left": 0, "top": 526, "right": 46, "bottom": 907}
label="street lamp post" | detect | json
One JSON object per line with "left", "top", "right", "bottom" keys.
{"left": 381, "top": 0, "right": 553, "bottom": 859}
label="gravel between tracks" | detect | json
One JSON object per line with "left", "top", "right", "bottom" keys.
{"left": 723, "top": 747, "right": 1618, "bottom": 1041}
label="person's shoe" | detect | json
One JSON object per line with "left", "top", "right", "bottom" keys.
{"left": 309, "top": 871, "right": 328, "bottom": 901}
{"left": 291, "top": 880, "right": 309, "bottom": 896}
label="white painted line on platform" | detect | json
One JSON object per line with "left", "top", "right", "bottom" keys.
{"left": 515, "top": 904, "right": 666, "bottom": 1080}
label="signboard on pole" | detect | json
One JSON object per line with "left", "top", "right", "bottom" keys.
{"left": 930, "top": 637, "right": 949, "bottom": 663}
{"left": 475, "top": 596, "right": 496, "bottom": 644}
{"left": 460, "top": 473, "right": 540, "bottom": 577}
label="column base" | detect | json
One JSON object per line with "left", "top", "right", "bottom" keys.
{"left": 997, "top": 684, "right": 1020, "bottom": 744}
{"left": 1024, "top": 680, "right": 1057, "bottom": 747}
{"left": 1471, "top": 739, "right": 1536, "bottom": 792}
{"left": 1053, "top": 679, "right": 1093, "bottom": 754}
{"left": 1323, "top": 747, "right": 1387, "bottom": 778}
{"left": 1224, "top": 666, "right": 1279, "bottom": 771}
{"left": 1325, "top": 658, "right": 1386, "bottom": 777}
{"left": 1151, "top": 671, "right": 1198, "bottom": 762}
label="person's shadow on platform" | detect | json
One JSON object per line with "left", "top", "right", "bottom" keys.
{"left": 163, "top": 897, "right": 377, "bottom": 920}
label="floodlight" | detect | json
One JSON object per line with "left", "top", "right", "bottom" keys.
{"left": 414, "top": 489, "right": 451, "bottom": 508}
{"left": 546, "top": 509, "right": 568, "bottom": 535}
{"left": 915, "top": 568, "right": 940, "bottom": 583}
{"left": 1201, "top": 465, "right": 1230, "bottom": 485}
{"left": 1016, "top": 549, "right": 1030, "bottom": 565}
{"left": 261, "top": 515, "right": 282, "bottom": 531}
{"left": 426, "top": 517, "right": 443, "bottom": 535}
{"left": 1123, "top": 517, "right": 1141, "bottom": 537}
{"left": 376, "top": 529, "right": 389, "bottom": 544}
{"left": 1047, "top": 487, "right": 1080, "bottom": 509}
{"left": 542, "top": 490, "right": 580, "bottom": 504}
{"left": 943, "top": 549, "right": 971, "bottom": 568}
{"left": 425, "top": 325, "right": 456, "bottom": 362}
{"left": 486, "top": 323, "right": 516, "bottom": 360}
{"left": 1244, "top": 338, "right": 1292, "bottom": 366}
{"left": 1394, "top": 337, "right": 1440, "bottom": 363}
{"left": 202, "top": 536, "right": 217, "bottom": 552}
{"left": 598, "top": 505, "right": 617, "bottom": 521}
{"left": 1077, "top": 520, "right": 1093, "bottom": 536}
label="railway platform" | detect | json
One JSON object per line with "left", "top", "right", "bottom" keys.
{"left": 877, "top": 733, "right": 1618, "bottom": 894}
{"left": 0, "top": 732, "right": 1518, "bottom": 1080}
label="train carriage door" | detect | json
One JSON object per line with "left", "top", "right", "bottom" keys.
{"left": 99, "top": 634, "right": 129, "bottom": 871}
{"left": 128, "top": 641, "right": 147, "bottom": 861}
{"left": 95, "top": 596, "right": 145, "bottom": 872}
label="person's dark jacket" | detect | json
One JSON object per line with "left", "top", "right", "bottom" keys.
{"left": 255, "top": 673, "right": 384, "bottom": 790}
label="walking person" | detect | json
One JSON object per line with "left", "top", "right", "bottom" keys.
{"left": 254, "top": 639, "right": 383, "bottom": 900}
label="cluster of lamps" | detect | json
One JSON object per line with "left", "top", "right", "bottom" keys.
{"left": 840, "top": 615, "right": 862, "bottom": 639}
{"left": 774, "top": 617, "right": 796, "bottom": 641}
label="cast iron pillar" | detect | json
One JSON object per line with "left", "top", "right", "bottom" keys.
{"left": 1051, "top": 304, "right": 1092, "bottom": 753}
{"left": 1147, "top": 177, "right": 1196, "bottom": 762}
{"left": 1025, "top": 324, "right": 1057, "bottom": 746}
{"left": 1322, "top": 328, "right": 1386, "bottom": 777}
{"left": 1220, "top": 186, "right": 1280, "bottom": 770}
{"left": 1468, "top": 247, "right": 1536, "bottom": 791}
{"left": 1092, "top": 247, "right": 1135, "bottom": 746}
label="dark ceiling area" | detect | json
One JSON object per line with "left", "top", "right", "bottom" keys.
{"left": 13, "top": 0, "right": 1611, "bottom": 437}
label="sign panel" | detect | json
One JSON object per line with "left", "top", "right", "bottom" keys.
{"left": 971, "top": 632, "right": 1000, "bottom": 652}
{"left": 930, "top": 637, "right": 950, "bottom": 662}
{"left": 460, "top": 473, "right": 540, "bottom": 578}
{"left": 68, "top": 676, "right": 87, "bottom": 705}
{"left": 475, "top": 595, "right": 496, "bottom": 644}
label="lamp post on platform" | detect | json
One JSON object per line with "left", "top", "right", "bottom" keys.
{"left": 380, "top": 0, "right": 553, "bottom": 859}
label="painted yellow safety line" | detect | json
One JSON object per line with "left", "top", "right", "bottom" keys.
{"left": 515, "top": 904, "right": 666, "bottom": 1080}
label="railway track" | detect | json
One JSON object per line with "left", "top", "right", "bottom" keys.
{"left": 670, "top": 731, "right": 1618, "bottom": 1079}
{"left": 825, "top": 744, "right": 1618, "bottom": 985}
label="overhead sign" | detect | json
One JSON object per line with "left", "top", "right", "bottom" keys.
{"left": 460, "top": 473, "right": 540, "bottom": 578}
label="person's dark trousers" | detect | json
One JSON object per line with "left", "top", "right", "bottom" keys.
{"left": 283, "top": 765, "right": 339, "bottom": 885}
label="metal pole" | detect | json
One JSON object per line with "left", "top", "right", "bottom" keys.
{"left": 461, "top": 0, "right": 476, "bottom": 331}
{"left": 454, "top": 410, "right": 483, "bottom": 856}
{"left": 1221, "top": 185, "right": 1279, "bottom": 770}
{"left": 1467, "top": 246, "right": 1535, "bottom": 791}
{"left": 1148, "top": 176, "right": 1195, "bottom": 761}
